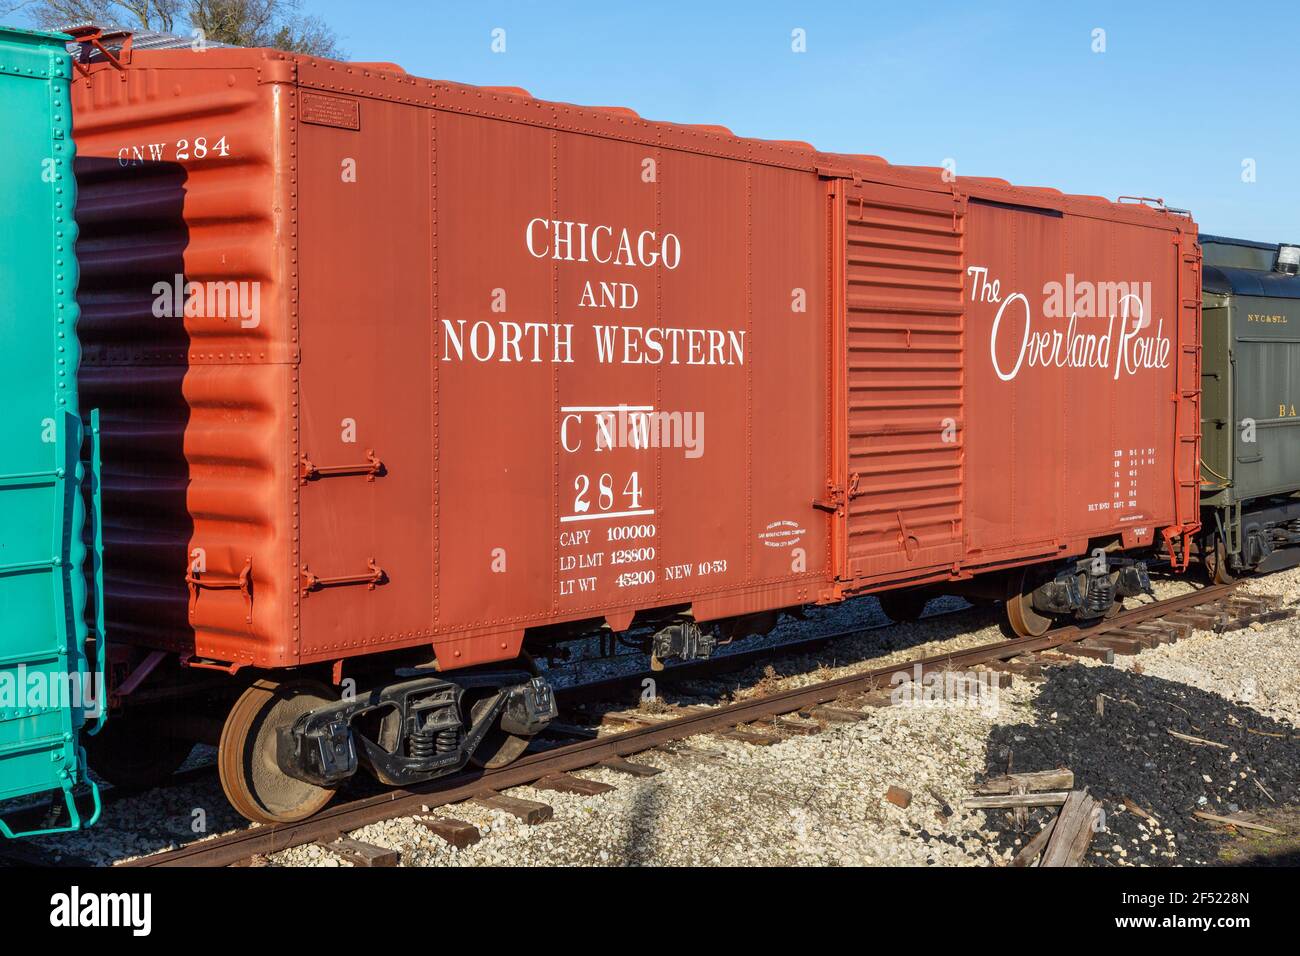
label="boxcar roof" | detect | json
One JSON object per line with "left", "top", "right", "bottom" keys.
{"left": 70, "top": 38, "right": 1190, "bottom": 230}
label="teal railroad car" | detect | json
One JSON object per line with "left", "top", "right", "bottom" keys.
{"left": 1200, "top": 235, "right": 1300, "bottom": 582}
{"left": 0, "top": 25, "right": 103, "bottom": 837}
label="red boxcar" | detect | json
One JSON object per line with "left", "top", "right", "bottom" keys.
{"left": 68, "top": 34, "right": 1200, "bottom": 821}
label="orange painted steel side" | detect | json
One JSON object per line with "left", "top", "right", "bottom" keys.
{"left": 70, "top": 47, "right": 1198, "bottom": 673}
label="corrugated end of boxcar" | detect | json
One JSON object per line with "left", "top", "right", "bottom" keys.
{"left": 71, "top": 50, "right": 297, "bottom": 668}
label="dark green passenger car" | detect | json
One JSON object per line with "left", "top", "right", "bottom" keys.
{"left": 1200, "top": 235, "right": 1300, "bottom": 581}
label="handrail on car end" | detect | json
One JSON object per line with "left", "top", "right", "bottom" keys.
{"left": 1117, "top": 195, "right": 1192, "bottom": 217}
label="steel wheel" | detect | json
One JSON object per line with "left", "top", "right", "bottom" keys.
{"left": 1005, "top": 568, "right": 1052, "bottom": 638}
{"left": 1205, "top": 537, "right": 1237, "bottom": 585}
{"left": 85, "top": 710, "right": 194, "bottom": 791}
{"left": 878, "top": 589, "right": 929, "bottom": 623}
{"left": 218, "top": 678, "right": 338, "bottom": 825}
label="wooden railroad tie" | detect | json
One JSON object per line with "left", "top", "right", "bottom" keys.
{"left": 718, "top": 726, "right": 782, "bottom": 746}
{"left": 980, "top": 659, "right": 1043, "bottom": 679}
{"left": 805, "top": 704, "right": 870, "bottom": 723}
{"left": 532, "top": 772, "right": 616, "bottom": 796}
{"left": 601, "top": 704, "right": 712, "bottom": 729}
{"left": 762, "top": 715, "right": 821, "bottom": 736}
{"left": 1080, "top": 635, "right": 1142, "bottom": 656}
{"left": 318, "top": 837, "right": 401, "bottom": 868}
{"left": 1104, "top": 629, "right": 1165, "bottom": 650}
{"left": 1125, "top": 622, "right": 1185, "bottom": 642}
{"left": 473, "top": 790, "right": 554, "bottom": 825}
{"left": 1161, "top": 608, "right": 1231, "bottom": 632}
{"left": 598, "top": 756, "right": 663, "bottom": 777}
{"left": 1051, "top": 642, "right": 1114, "bottom": 664}
{"left": 416, "top": 817, "right": 482, "bottom": 849}
{"left": 543, "top": 721, "right": 600, "bottom": 740}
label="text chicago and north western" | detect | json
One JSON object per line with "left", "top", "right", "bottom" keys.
{"left": 441, "top": 215, "right": 747, "bottom": 366}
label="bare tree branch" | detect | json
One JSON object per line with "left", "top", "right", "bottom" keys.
{"left": 188, "top": 0, "right": 341, "bottom": 56}
{"left": 18, "top": 0, "right": 342, "bottom": 56}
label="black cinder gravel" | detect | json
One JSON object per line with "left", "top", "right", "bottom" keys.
{"left": 981, "top": 665, "right": 1299, "bottom": 866}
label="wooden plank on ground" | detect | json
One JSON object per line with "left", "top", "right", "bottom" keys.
{"left": 1040, "top": 790, "right": 1100, "bottom": 867}
{"left": 1010, "top": 817, "right": 1057, "bottom": 867}
{"left": 977, "top": 769, "right": 1074, "bottom": 795}
{"left": 1193, "top": 811, "right": 1283, "bottom": 834}
{"left": 963, "top": 791, "right": 1070, "bottom": 810}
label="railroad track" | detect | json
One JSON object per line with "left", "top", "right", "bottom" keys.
{"left": 118, "top": 581, "right": 1288, "bottom": 868}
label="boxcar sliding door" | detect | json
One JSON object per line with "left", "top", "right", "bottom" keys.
{"left": 828, "top": 178, "right": 967, "bottom": 586}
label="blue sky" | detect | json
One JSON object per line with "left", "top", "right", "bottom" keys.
{"left": 303, "top": 0, "right": 1295, "bottom": 240}
{"left": 26, "top": 1, "right": 1300, "bottom": 238}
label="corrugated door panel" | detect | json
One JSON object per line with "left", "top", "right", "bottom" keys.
{"left": 838, "top": 182, "right": 965, "bottom": 581}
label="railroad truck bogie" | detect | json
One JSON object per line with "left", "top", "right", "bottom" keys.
{"left": 1003, "top": 554, "right": 1153, "bottom": 638}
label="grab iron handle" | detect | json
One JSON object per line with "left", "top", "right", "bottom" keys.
{"left": 301, "top": 558, "right": 386, "bottom": 596}
{"left": 186, "top": 557, "right": 253, "bottom": 623}
{"left": 300, "top": 449, "right": 384, "bottom": 482}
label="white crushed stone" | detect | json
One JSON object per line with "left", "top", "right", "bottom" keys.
{"left": 275, "top": 685, "right": 1039, "bottom": 867}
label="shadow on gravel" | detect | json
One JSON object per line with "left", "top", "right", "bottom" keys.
{"left": 620, "top": 776, "right": 664, "bottom": 866}
{"left": 981, "top": 665, "right": 1299, "bottom": 866}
